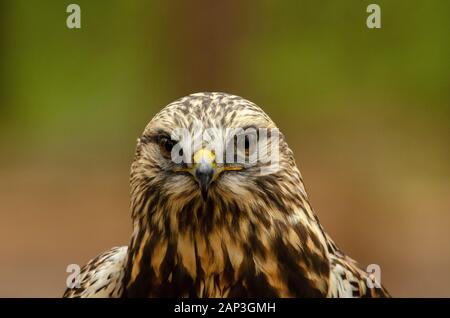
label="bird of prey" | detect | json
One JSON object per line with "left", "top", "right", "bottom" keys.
{"left": 63, "top": 92, "right": 389, "bottom": 298}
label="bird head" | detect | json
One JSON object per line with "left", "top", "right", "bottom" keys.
{"left": 130, "top": 93, "right": 307, "bottom": 225}
{"left": 124, "top": 92, "right": 331, "bottom": 297}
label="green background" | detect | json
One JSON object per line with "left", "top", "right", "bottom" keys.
{"left": 0, "top": 0, "right": 449, "bottom": 296}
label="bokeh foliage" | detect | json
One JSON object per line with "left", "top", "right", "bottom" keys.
{"left": 0, "top": 0, "right": 449, "bottom": 297}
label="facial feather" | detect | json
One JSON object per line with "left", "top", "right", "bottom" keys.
{"left": 122, "top": 92, "right": 332, "bottom": 297}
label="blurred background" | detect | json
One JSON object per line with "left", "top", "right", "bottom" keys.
{"left": 0, "top": 0, "right": 449, "bottom": 297}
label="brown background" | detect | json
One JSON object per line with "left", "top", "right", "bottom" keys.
{"left": 0, "top": 0, "right": 449, "bottom": 297}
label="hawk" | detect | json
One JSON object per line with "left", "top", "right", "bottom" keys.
{"left": 64, "top": 92, "right": 390, "bottom": 298}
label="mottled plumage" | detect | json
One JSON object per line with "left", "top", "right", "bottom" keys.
{"left": 63, "top": 92, "right": 390, "bottom": 298}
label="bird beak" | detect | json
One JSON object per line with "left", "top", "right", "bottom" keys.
{"left": 193, "top": 148, "right": 216, "bottom": 200}
{"left": 175, "top": 148, "right": 243, "bottom": 201}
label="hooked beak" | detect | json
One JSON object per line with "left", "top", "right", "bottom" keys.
{"left": 175, "top": 148, "right": 243, "bottom": 201}
{"left": 193, "top": 149, "right": 215, "bottom": 200}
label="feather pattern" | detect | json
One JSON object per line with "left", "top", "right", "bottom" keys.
{"left": 63, "top": 93, "right": 390, "bottom": 298}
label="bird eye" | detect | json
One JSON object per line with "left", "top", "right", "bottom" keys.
{"left": 244, "top": 136, "right": 251, "bottom": 155}
{"left": 244, "top": 130, "right": 258, "bottom": 157}
{"left": 158, "top": 136, "right": 175, "bottom": 158}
